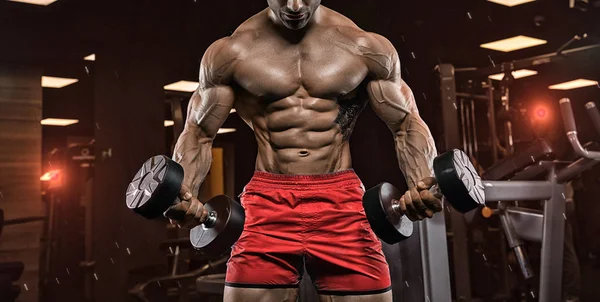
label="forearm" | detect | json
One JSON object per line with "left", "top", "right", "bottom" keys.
{"left": 172, "top": 128, "right": 213, "bottom": 198}
{"left": 394, "top": 113, "right": 437, "bottom": 188}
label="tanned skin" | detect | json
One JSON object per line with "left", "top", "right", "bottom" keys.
{"left": 166, "top": 1, "right": 442, "bottom": 301}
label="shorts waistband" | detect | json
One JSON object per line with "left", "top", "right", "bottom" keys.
{"left": 246, "top": 170, "right": 363, "bottom": 190}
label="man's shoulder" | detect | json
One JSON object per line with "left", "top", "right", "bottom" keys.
{"left": 326, "top": 26, "right": 397, "bottom": 80}
{"left": 321, "top": 8, "right": 395, "bottom": 55}
{"left": 205, "top": 9, "right": 270, "bottom": 59}
{"left": 203, "top": 27, "right": 259, "bottom": 67}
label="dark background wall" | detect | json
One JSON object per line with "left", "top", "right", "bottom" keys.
{"left": 0, "top": 65, "right": 43, "bottom": 302}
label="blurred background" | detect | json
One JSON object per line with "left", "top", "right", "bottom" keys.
{"left": 0, "top": 0, "right": 599, "bottom": 301}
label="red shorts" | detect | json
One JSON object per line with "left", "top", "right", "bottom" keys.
{"left": 225, "top": 170, "right": 391, "bottom": 295}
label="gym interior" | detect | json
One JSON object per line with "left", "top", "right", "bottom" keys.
{"left": 1, "top": 0, "right": 600, "bottom": 301}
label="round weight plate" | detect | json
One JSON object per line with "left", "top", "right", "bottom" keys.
{"left": 125, "top": 155, "right": 184, "bottom": 219}
{"left": 362, "top": 183, "right": 413, "bottom": 245}
{"left": 190, "top": 195, "right": 245, "bottom": 256}
{"left": 434, "top": 149, "right": 485, "bottom": 213}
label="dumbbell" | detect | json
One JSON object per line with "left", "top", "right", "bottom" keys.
{"left": 363, "top": 149, "right": 485, "bottom": 244}
{"left": 125, "top": 156, "right": 245, "bottom": 256}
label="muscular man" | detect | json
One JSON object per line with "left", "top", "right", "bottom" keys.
{"left": 167, "top": 1, "right": 442, "bottom": 301}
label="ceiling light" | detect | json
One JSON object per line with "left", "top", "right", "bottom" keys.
{"left": 84, "top": 54, "right": 96, "bottom": 61}
{"left": 487, "top": 0, "right": 535, "bottom": 7}
{"left": 480, "top": 35, "right": 547, "bottom": 52}
{"left": 164, "top": 120, "right": 175, "bottom": 127}
{"left": 42, "top": 76, "right": 78, "bottom": 88}
{"left": 489, "top": 69, "right": 538, "bottom": 81}
{"left": 8, "top": 0, "right": 58, "bottom": 5}
{"left": 41, "top": 118, "right": 79, "bottom": 126}
{"left": 164, "top": 81, "right": 198, "bottom": 92}
{"left": 549, "top": 79, "right": 598, "bottom": 90}
{"left": 218, "top": 128, "right": 236, "bottom": 134}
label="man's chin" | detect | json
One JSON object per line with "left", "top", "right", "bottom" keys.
{"left": 282, "top": 19, "right": 309, "bottom": 30}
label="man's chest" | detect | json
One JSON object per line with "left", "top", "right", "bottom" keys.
{"left": 233, "top": 36, "right": 369, "bottom": 100}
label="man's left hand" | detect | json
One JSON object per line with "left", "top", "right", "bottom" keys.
{"left": 397, "top": 177, "right": 443, "bottom": 221}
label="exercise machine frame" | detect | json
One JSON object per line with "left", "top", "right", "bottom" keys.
{"left": 431, "top": 40, "right": 600, "bottom": 301}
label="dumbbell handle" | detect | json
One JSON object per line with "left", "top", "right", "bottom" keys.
{"left": 204, "top": 211, "right": 218, "bottom": 228}
{"left": 164, "top": 200, "right": 218, "bottom": 228}
{"left": 390, "top": 184, "right": 442, "bottom": 213}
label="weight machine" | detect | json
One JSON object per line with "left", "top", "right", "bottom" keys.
{"left": 436, "top": 37, "right": 600, "bottom": 301}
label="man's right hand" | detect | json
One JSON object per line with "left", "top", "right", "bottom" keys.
{"left": 164, "top": 185, "right": 209, "bottom": 228}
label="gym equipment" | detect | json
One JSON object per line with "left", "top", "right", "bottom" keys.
{"left": 436, "top": 39, "right": 600, "bottom": 301}
{"left": 482, "top": 139, "right": 554, "bottom": 181}
{"left": 196, "top": 273, "right": 226, "bottom": 296}
{"left": 585, "top": 102, "right": 600, "bottom": 137}
{"left": 126, "top": 156, "right": 184, "bottom": 219}
{"left": 0, "top": 209, "right": 47, "bottom": 239}
{"left": 363, "top": 149, "right": 485, "bottom": 244}
{"left": 560, "top": 98, "right": 600, "bottom": 160}
{"left": 362, "top": 183, "right": 413, "bottom": 244}
{"left": 438, "top": 60, "right": 600, "bottom": 302}
{"left": 126, "top": 156, "right": 245, "bottom": 256}
{"left": 129, "top": 256, "right": 228, "bottom": 302}
{"left": 0, "top": 262, "right": 24, "bottom": 302}
{"left": 188, "top": 195, "right": 245, "bottom": 253}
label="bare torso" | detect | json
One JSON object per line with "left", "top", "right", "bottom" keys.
{"left": 170, "top": 7, "right": 440, "bottom": 299}
{"left": 229, "top": 7, "right": 378, "bottom": 174}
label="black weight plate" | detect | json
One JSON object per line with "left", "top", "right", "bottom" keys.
{"left": 434, "top": 150, "right": 485, "bottom": 213}
{"left": 362, "top": 183, "right": 413, "bottom": 244}
{"left": 190, "top": 195, "right": 245, "bottom": 256}
{"left": 125, "top": 155, "right": 183, "bottom": 219}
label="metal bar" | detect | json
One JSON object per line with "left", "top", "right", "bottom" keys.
{"left": 3, "top": 216, "right": 46, "bottom": 225}
{"left": 45, "top": 195, "right": 57, "bottom": 297}
{"left": 499, "top": 208, "right": 534, "bottom": 279}
{"left": 560, "top": 98, "right": 600, "bottom": 159}
{"left": 557, "top": 158, "right": 599, "bottom": 183}
{"left": 171, "top": 246, "right": 180, "bottom": 276}
{"left": 455, "top": 44, "right": 600, "bottom": 75}
{"left": 460, "top": 100, "right": 468, "bottom": 153}
{"left": 419, "top": 214, "right": 452, "bottom": 302}
{"left": 483, "top": 181, "right": 553, "bottom": 201}
{"left": 487, "top": 80, "right": 499, "bottom": 163}
{"left": 129, "top": 256, "right": 228, "bottom": 300}
{"left": 502, "top": 87, "right": 514, "bottom": 155}
{"left": 456, "top": 92, "right": 490, "bottom": 101}
{"left": 83, "top": 178, "right": 94, "bottom": 301}
{"left": 512, "top": 245, "right": 535, "bottom": 280}
{"left": 431, "top": 64, "right": 457, "bottom": 302}
{"left": 538, "top": 168, "right": 565, "bottom": 302}
{"left": 464, "top": 100, "right": 474, "bottom": 158}
{"left": 585, "top": 102, "right": 600, "bottom": 137}
{"left": 556, "top": 34, "right": 586, "bottom": 56}
{"left": 470, "top": 100, "right": 479, "bottom": 161}
{"left": 499, "top": 231, "right": 512, "bottom": 299}
{"left": 455, "top": 67, "right": 479, "bottom": 72}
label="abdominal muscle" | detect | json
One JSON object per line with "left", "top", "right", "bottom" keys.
{"left": 246, "top": 95, "right": 354, "bottom": 175}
